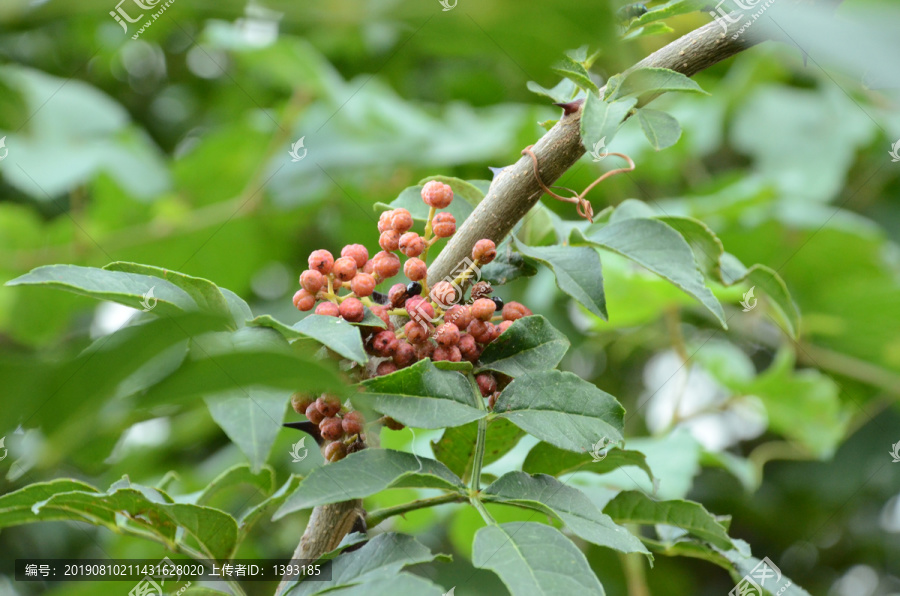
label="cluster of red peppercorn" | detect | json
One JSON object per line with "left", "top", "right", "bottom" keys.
{"left": 290, "top": 180, "right": 534, "bottom": 453}
{"left": 290, "top": 393, "right": 371, "bottom": 462}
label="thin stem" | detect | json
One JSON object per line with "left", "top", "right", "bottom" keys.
{"left": 365, "top": 493, "right": 465, "bottom": 527}
{"left": 471, "top": 416, "right": 488, "bottom": 493}
{"left": 620, "top": 530, "right": 651, "bottom": 596}
{"left": 420, "top": 206, "right": 438, "bottom": 295}
{"left": 470, "top": 495, "right": 497, "bottom": 526}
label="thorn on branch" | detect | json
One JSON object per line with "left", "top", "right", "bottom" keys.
{"left": 553, "top": 99, "right": 584, "bottom": 116}
{"left": 521, "top": 145, "right": 635, "bottom": 223}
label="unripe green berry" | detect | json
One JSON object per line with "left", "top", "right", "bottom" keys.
{"left": 325, "top": 441, "right": 347, "bottom": 462}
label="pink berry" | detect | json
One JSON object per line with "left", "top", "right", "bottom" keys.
{"left": 293, "top": 289, "right": 316, "bottom": 311}
{"left": 305, "top": 403, "right": 324, "bottom": 424}
{"left": 377, "top": 210, "right": 394, "bottom": 233}
{"left": 315, "top": 301, "right": 341, "bottom": 317}
{"left": 502, "top": 301, "right": 532, "bottom": 321}
{"left": 429, "top": 280, "right": 459, "bottom": 308}
{"left": 342, "top": 411, "right": 365, "bottom": 435}
{"left": 325, "top": 441, "right": 347, "bottom": 461}
{"left": 390, "top": 208, "right": 414, "bottom": 233}
{"left": 472, "top": 239, "right": 497, "bottom": 264}
{"left": 350, "top": 273, "right": 376, "bottom": 297}
{"left": 376, "top": 361, "right": 399, "bottom": 376}
{"left": 299, "top": 269, "right": 326, "bottom": 294}
{"left": 498, "top": 320, "right": 514, "bottom": 334}
{"left": 320, "top": 417, "right": 344, "bottom": 441}
{"left": 339, "top": 297, "right": 365, "bottom": 322}
{"left": 308, "top": 249, "right": 335, "bottom": 274}
{"left": 421, "top": 180, "right": 453, "bottom": 209}
{"left": 341, "top": 244, "right": 369, "bottom": 268}
{"left": 445, "top": 305, "right": 472, "bottom": 330}
{"left": 372, "top": 330, "right": 398, "bottom": 357}
{"left": 433, "top": 345, "right": 462, "bottom": 362}
{"left": 458, "top": 333, "right": 480, "bottom": 362}
{"left": 379, "top": 230, "right": 400, "bottom": 252}
{"left": 374, "top": 252, "right": 401, "bottom": 279}
{"left": 404, "top": 258, "right": 427, "bottom": 282}
{"left": 404, "top": 320, "right": 432, "bottom": 343}
{"left": 471, "top": 298, "right": 497, "bottom": 321}
{"left": 399, "top": 232, "right": 426, "bottom": 258}
{"left": 393, "top": 341, "right": 417, "bottom": 367}
{"left": 316, "top": 394, "right": 342, "bottom": 417}
{"left": 432, "top": 212, "right": 456, "bottom": 238}
{"left": 332, "top": 256, "right": 358, "bottom": 282}
{"left": 434, "top": 322, "right": 460, "bottom": 347}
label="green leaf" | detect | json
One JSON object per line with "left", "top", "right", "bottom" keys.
{"left": 603, "top": 490, "right": 734, "bottom": 550}
{"left": 0, "top": 480, "right": 100, "bottom": 528}
{"left": 580, "top": 93, "right": 638, "bottom": 156}
{"left": 722, "top": 540, "right": 813, "bottom": 596}
{"left": 238, "top": 474, "right": 302, "bottom": 532}
{"left": 359, "top": 359, "right": 486, "bottom": 429}
{"left": 636, "top": 108, "right": 682, "bottom": 150}
{"left": 719, "top": 254, "right": 801, "bottom": 338}
{"left": 375, "top": 184, "right": 474, "bottom": 225}
{"left": 432, "top": 418, "right": 524, "bottom": 482}
{"left": 484, "top": 472, "right": 650, "bottom": 555}
{"left": 140, "top": 328, "right": 344, "bottom": 405}
{"left": 627, "top": 0, "right": 706, "bottom": 28}
{"left": 248, "top": 313, "right": 380, "bottom": 361}
{"left": 573, "top": 218, "right": 726, "bottom": 326}
{"left": 623, "top": 22, "right": 675, "bottom": 40}
{"left": 222, "top": 288, "right": 253, "bottom": 327}
{"left": 473, "top": 522, "right": 606, "bottom": 595}
{"left": 480, "top": 240, "right": 539, "bottom": 286}
{"left": 273, "top": 449, "right": 465, "bottom": 517}
{"left": 195, "top": 464, "right": 276, "bottom": 506}
{"left": 28, "top": 478, "right": 238, "bottom": 560}
{"left": 522, "top": 442, "right": 654, "bottom": 482}
{"left": 305, "top": 574, "right": 445, "bottom": 596}
{"left": 418, "top": 175, "right": 486, "bottom": 208}
{"left": 494, "top": 370, "right": 624, "bottom": 452}
{"left": 293, "top": 314, "right": 369, "bottom": 364}
{"left": 6, "top": 264, "right": 198, "bottom": 316}
{"left": 610, "top": 67, "right": 708, "bottom": 101}
{"left": 733, "top": 349, "right": 847, "bottom": 458}
{"left": 204, "top": 389, "right": 289, "bottom": 473}
{"left": 103, "top": 262, "right": 233, "bottom": 321}
{"left": 513, "top": 240, "right": 607, "bottom": 320}
{"left": 551, "top": 55, "right": 599, "bottom": 93}
{"left": 655, "top": 215, "right": 724, "bottom": 280}
{"left": 526, "top": 79, "right": 579, "bottom": 103}
{"left": 285, "top": 533, "right": 447, "bottom": 595}
{"left": 477, "top": 315, "right": 570, "bottom": 377}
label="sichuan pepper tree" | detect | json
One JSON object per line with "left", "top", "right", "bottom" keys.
{"left": 0, "top": 3, "right": 821, "bottom": 595}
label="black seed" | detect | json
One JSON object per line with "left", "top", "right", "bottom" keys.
{"left": 491, "top": 296, "right": 504, "bottom": 310}
{"left": 370, "top": 290, "right": 390, "bottom": 305}
{"left": 406, "top": 281, "right": 422, "bottom": 296}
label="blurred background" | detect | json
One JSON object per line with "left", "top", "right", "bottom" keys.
{"left": 0, "top": 0, "right": 899, "bottom": 594}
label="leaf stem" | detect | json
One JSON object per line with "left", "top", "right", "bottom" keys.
{"left": 365, "top": 493, "right": 465, "bottom": 527}
{"left": 467, "top": 373, "right": 497, "bottom": 525}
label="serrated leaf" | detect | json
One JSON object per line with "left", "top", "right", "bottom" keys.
{"left": 551, "top": 55, "right": 599, "bottom": 93}
{"left": 522, "top": 442, "right": 654, "bottom": 482}
{"left": 205, "top": 389, "right": 289, "bottom": 473}
{"left": 573, "top": 218, "right": 726, "bottom": 326}
{"left": 476, "top": 315, "right": 570, "bottom": 377}
{"left": 603, "top": 490, "right": 733, "bottom": 550}
{"left": 484, "top": 472, "right": 650, "bottom": 555}
{"left": 432, "top": 418, "right": 524, "bottom": 482}
{"left": 274, "top": 450, "right": 464, "bottom": 517}
{"left": 654, "top": 215, "right": 724, "bottom": 280}
{"left": 103, "top": 262, "right": 233, "bottom": 321}
{"left": 580, "top": 93, "right": 638, "bottom": 155}
{"left": 195, "top": 464, "right": 276, "bottom": 506}
{"left": 610, "top": 67, "right": 708, "bottom": 101}
{"left": 418, "top": 175, "right": 486, "bottom": 208}
{"left": 374, "top": 184, "right": 474, "bottom": 224}
{"left": 721, "top": 541, "right": 813, "bottom": 596}
{"left": 359, "top": 359, "right": 486, "bottom": 429}
{"left": 526, "top": 79, "right": 579, "bottom": 103}
{"left": 29, "top": 479, "right": 238, "bottom": 559}
{"left": 248, "top": 314, "right": 370, "bottom": 364}
{"left": 221, "top": 288, "right": 253, "bottom": 327}
{"left": 474, "top": 522, "right": 606, "bottom": 595}
{"left": 636, "top": 108, "right": 682, "bottom": 150}
{"left": 494, "top": 370, "right": 624, "bottom": 452}
{"left": 285, "top": 533, "right": 446, "bottom": 596}
{"left": 513, "top": 240, "right": 607, "bottom": 320}
{"left": 6, "top": 264, "right": 198, "bottom": 316}
{"left": 0, "top": 480, "right": 99, "bottom": 528}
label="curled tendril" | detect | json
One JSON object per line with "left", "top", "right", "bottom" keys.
{"left": 521, "top": 144, "right": 636, "bottom": 223}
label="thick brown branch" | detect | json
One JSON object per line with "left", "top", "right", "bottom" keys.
{"left": 428, "top": 18, "right": 760, "bottom": 283}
